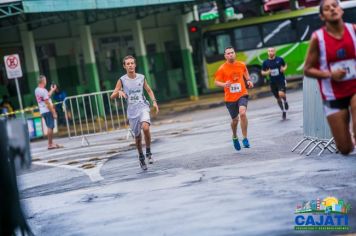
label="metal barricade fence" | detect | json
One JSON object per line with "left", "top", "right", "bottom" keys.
{"left": 291, "top": 77, "right": 336, "bottom": 156}
{"left": 63, "top": 90, "right": 132, "bottom": 145}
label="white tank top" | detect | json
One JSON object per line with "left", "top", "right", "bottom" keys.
{"left": 119, "top": 73, "right": 149, "bottom": 118}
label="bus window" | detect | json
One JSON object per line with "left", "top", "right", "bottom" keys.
{"left": 204, "top": 36, "right": 217, "bottom": 57}
{"left": 216, "top": 34, "right": 232, "bottom": 55}
{"left": 296, "top": 14, "right": 323, "bottom": 41}
{"left": 344, "top": 7, "right": 356, "bottom": 23}
{"left": 261, "top": 20, "right": 297, "bottom": 47}
{"left": 234, "top": 25, "right": 262, "bottom": 51}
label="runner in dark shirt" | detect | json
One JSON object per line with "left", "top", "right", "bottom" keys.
{"left": 262, "top": 47, "right": 289, "bottom": 120}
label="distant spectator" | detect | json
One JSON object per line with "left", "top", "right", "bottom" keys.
{"left": 35, "top": 75, "right": 63, "bottom": 150}
{"left": 0, "top": 95, "right": 15, "bottom": 118}
{"left": 53, "top": 86, "right": 67, "bottom": 126}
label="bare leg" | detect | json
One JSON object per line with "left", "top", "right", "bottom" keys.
{"left": 135, "top": 133, "right": 143, "bottom": 156}
{"left": 239, "top": 106, "right": 248, "bottom": 138}
{"left": 279, "top": 91, "right": 289, "bottom": 111}
{"left": 327, "top": 109, "right": 353, "bottom": 155}
{"left": 279, "top": 91, "right": 286, "bottom": 102}
{"left": 142, "top": 122, "right": 151, "bottom": 149}
{"left": 350, "top": 94, "right": 356, "bottom": 148}
{"left": 231, "top": 117, "right": 238, "bottom": 138}
{"left": 47, "top": 128, "right": 53, "bottom": 147}
{"left": 277, "top": 98, "right": 284, "bottom": 111}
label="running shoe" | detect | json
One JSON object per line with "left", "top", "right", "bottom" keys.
{"left": 242, "top": 138, "right": 250, "bottom": 148}
{"left": 146, "top": 152, "right": 154, "bottom": 164}
{"left": 233, "top": 138, "right": 241, "bottom": 151}
{"left": 284, "top": 102, "right": 289, "bottom": 110}
{"left": 139, "top": 156, "right": 147, "bottom": 170}
{"left": 282, "top": 111, "right": 286, "bottom": 120}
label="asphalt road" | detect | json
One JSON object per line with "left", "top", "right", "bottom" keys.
{"left": 19, "top": 90, "right": 356, "bottom": 236}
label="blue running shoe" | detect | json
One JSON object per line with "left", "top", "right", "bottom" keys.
{"left": 242, "top": 138, "right": 250, "bottom": 148}
{"left": 233, "top": 138, "right": 241, "bottom": 151}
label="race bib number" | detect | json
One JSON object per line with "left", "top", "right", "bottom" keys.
{"left": 330, "top": 59, "right": 356, "bottom": 81}
{"left": 270, "top": 68, "right": 280, "bottom": 76}
{"left": 230, "top": 83, "right": 241, "bottom": 93}
{"left": 128, "top": 91, "right": 142, "bottom": 103}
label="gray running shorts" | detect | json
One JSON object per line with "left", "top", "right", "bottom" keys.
{"left": 129, "top": 108, "right": 151, "bottom": 137}
{"left": 225, "top": 95, "right": 248, "bottom": 119}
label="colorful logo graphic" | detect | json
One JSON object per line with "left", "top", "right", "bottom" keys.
{"left": 294, "top": 197, "right": 351, "bottom": 231}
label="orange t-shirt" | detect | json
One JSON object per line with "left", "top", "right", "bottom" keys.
{"left": 215, "top": 61, "right": 248, "bottom": 102}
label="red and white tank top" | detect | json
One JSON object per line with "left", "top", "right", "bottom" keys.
{"left": 315, "top": 23, "right": 356, "bottom": 101}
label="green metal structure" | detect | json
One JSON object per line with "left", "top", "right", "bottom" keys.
{"left": 0, "top": 1, "right": 23, "bottom": 19}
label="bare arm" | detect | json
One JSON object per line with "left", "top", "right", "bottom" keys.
{"left": 110, "top": 79, "right": 126, "bottom": 99}
{"left": 304, "top": 35, "right": 345, "bottom": 81}
{"left": 215, "top": 80, "right": 230, "bottom": 88}
{"left": 48, "top": 84, "right": 57, "bottom": 97}
{"left": 304, "top": 36, "right": 331, "bottom": 79}
{"left": 261, "top": 69, "right": 270, "bottom": 76}
{"left": 44, "top": 100, "right": 57, "bottom": 118}
{"left": 143, "top": 79, "right": 159, "bottom": 114}
{"left": 280, "top": 63, "right": 287, "bottom": 73}
{"left": 244, "top": 69, "right": 254, "bottom": 88}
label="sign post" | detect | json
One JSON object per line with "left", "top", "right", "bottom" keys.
{"left": 4, "top": 54, "right": 24, "bottom": 118}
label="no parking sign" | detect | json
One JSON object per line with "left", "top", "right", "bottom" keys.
{"left": 4, "top": 54, "right": 23, "bottom": 79}
{"left": 3, "top": 54, "right": 24, "bottom": 116}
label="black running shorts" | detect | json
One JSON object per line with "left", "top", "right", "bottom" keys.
{"left": 225, "top": 95, "right": 249, "bottom": 119}
{"left": 270, "top": 80, "right": 286, "bottom": 99}
{"left": 323, "top": 96, "right": 352, "bottom": 117}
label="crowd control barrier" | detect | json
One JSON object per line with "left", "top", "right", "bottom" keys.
{"left": 63, "top": 90, "right": 132, "bottom": 145}
{"left": 291, "top": 77, "right": 337, "bottom": 156}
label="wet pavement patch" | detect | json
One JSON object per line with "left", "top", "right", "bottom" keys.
{"left": 67, "top": 160, "right": 80, "bottom": 165}
{"left": 81, "top": 163, "right": 96, "bottom": 169}
{"left": 79, "top": 193, "right": 125, "bottom": 203}
{"left": 47, "top": 159, "right": 58, "bottom": 163}
{"left": 80, "top": 194, "right": 98, "bottom": 203}
{"left": 317, "top": 169, "right": 336, "bottom": 172}
{"left": 106, "top": 150, "right": 119, "bottom": 154}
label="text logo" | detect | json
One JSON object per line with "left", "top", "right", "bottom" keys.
{"left": 294, "top": 197, "right": 351, "bottom": 231}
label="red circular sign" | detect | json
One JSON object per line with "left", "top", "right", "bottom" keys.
{"left": 6, "top": 56, "right": 18, "bottom": 69}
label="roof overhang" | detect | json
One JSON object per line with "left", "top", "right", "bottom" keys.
{"left": 0, "top": 0, "right": 23, "bottom": 19}
{"left": 23, "top": 0, "right": 194, "bottom": 13}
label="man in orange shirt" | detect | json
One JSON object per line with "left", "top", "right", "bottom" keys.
{"left": 215, "top": 47, "right": 254, "bottom": 151}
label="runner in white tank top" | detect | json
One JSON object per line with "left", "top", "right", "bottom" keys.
{"left": 111, "top": 55, "right": 159, "bottom": 170}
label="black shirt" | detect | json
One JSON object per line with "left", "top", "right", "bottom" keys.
{"left": 262, "top": 56, "right": 286, "bottom": 83}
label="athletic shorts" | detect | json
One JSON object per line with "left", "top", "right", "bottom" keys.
{"left": 129, "top": 108, "right": 151, "bottom": 137}
{"left": 225, "top": 95, "right": 248, "bottom": 119}
{"left": 270, "top": 80, "right": 286, "bottom": 99}
{"left": 42, "top": 112, "right": 55, "bottom": 129}
{"left": 323, "top": 96, "right": 352, "bottom": 117}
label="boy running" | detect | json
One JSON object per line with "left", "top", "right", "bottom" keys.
{"left": 111, "top": 55, "right": 159, "bottom": 170}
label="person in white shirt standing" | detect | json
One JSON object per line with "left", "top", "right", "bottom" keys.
{"left": 35, "top": 75, "right": 63, "bottom": 150}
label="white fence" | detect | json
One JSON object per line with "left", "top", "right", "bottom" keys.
{"left": 63, "top": 90, "right": 132, "bottom": 145}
